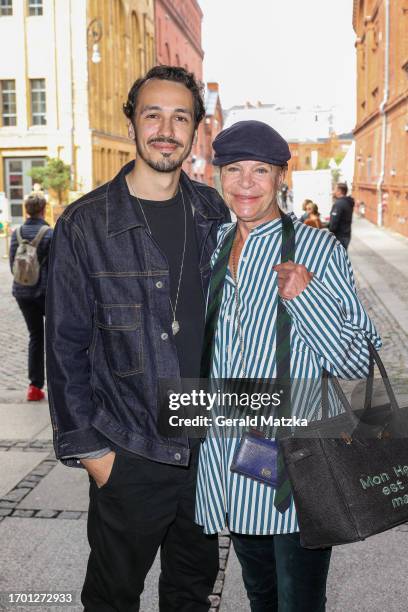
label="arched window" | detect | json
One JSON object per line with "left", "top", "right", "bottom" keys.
{"left": 164, "top": 42, "right": 171, "bottom": 65}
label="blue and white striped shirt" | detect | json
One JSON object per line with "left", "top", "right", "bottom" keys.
{"left": 195, "top": 215, "right": 381, "bottom": 535}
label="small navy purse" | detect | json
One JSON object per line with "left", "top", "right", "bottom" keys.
{"left": 230, "top": 430, "right": 279, "bottom": 487}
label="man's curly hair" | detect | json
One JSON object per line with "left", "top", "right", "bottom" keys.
{"left": 123, "top": 65, "right": 205, "bottom": 129}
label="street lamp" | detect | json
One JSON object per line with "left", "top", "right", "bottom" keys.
{"left": 87, "top": 18, "right": 103, "bottom": 64}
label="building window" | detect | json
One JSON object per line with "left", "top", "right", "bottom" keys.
{"left": 30, "top": 78, "right": 46, "bottom": 125}
{"left": 0, "top": 0, "right": 13, "bottom": 16}
{"left": 366, "top": 157, "right": 372, "bottom": 180}
{"left": 28, "top": 0, "right": 43, "bottom": 16}
{"left": 1, "top": 79, "right": 16, "bottom": 126}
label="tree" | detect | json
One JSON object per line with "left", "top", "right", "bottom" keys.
{"left": 316, "top": 158, "right": 330, "bottom": 170}
{"left": 28, "top": 157, "right": 71, "bottom": 206}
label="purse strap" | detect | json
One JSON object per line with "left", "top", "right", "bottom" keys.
{"left": 274, "top": 212, "right": 295, "bottom": 439}
{"left": 276, "top": 212, "right": 295, "bottom": 382}
{"left": 363, "top": 341, "right": 400, "bottom": 412}
{"left": 200, "top": 226, "right": 236, "bottom": 379}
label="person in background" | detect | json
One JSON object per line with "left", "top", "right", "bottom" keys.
{"left": 329, "top": 182, "right": 355, "bottom": 250}
{"left": 9, "top": 194, "right": 53, "bottom": 401}
{"left": 299, "top": 198, "right": 313, "bottom": 222}
{"left": 304, "top": 202, "right": 323, "bottom": 229}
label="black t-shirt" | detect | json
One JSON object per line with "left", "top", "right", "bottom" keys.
{"left": 130, "top": 190, "right": 206, "bottom": 380}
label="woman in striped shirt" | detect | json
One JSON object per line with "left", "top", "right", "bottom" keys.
{"left": 195, "top": 121, "right": 381, "bottom": 612}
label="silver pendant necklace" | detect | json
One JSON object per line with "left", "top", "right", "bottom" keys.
{"left": 128, "top": 179, "right": 187, "bottom": 336}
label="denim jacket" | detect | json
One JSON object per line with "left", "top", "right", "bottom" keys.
{"left": 46, "top": 161, "right": 230, "bottom": 467}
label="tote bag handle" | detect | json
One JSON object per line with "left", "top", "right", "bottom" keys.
{"left": 321, "top": 339, "right": 400, "bottom": 427}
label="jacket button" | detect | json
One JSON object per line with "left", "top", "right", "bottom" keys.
{"left": 174, "top": 453, "right": 181, "bottom": 461}
{"left": 161, "top": 332, "right": 169, "bottom": 341}
{"left": 156, "top": 281, "right": 163, "bottom": 289}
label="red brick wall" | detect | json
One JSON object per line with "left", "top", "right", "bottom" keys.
{"left": 353, "top": 0, "right": 408, "bottom": 237}
{"left": 155, "top": 0, "right": 203, "bottom": 76}
{"left": 203, "top": 97, "right": 223, "bottom": 187}
{"left": 155, "top": 0, "right": 209, "bottom": 183}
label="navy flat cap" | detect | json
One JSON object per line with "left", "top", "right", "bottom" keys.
{"left": 212, "top": 120, "right": 291, "bottom": 167}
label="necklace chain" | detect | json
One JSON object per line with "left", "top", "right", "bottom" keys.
{"left": 128, "top": 179, "right": 187, "bottom": 335}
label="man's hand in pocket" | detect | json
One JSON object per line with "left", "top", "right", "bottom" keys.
{"left": 81, "top": 451, "right": 116, "bottom": 489}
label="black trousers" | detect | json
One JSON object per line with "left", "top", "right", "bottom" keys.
{"left": 82, "top": 445, "right": 219, "bottom": 612}
{"left": 16, "top": 295, "right": 46, "bottom": 388}
{"left": 231, "top": 532, "right": 332, "bottom": 612}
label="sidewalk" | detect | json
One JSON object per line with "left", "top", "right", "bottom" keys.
{"left": 0, "top": 218, "right": 408, "bottom": 611}
{"left": 0, "top": 391, "right": 161, "bottom": 612}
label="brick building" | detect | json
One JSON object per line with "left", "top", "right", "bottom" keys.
{"left": 0, "top": 0, "right": 154, "bottom": 225}
{"left": 155, "top": 0, "right": 218, "bottom": 184}
{"left": 203, "top": 82, "right": 223, "bottom": 188}
{"left": 287, "top": 133, "right": 353, "bottom": 188}
{"left": 353, "top": 0, "right": 408, "bottom": 236}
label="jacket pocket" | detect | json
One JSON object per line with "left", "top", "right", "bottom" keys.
{"left": 96, "top": 303, "right": 143, "bottom": 377}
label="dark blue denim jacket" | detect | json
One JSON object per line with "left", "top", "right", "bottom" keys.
{"left": 46, "top": 161, "right": 230, "bottom": 467}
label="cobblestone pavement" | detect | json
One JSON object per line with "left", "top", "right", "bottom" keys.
{"left": 350, "top": 239, "right": 408, "bottom": 394}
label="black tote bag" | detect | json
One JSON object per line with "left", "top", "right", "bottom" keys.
{"left": 279, "top": 341, "right": 408, "bottom": 549}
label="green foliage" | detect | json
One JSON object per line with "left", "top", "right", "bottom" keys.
{"left": 28, "top": 157, "right": 71, "bottom": 205}
{"left": 316, "top": 158, "right": 330, "bottom": 170}
{"left": 334, "top": 153, "right": 346, "bottom": 166}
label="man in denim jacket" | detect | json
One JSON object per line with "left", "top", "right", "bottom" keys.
{"left": 46, "top": 66, "right": 229, "bottom": 612}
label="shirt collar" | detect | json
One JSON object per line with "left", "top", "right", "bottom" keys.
{"left": 106, "top": 160, "right": 224, "bottom": 238}
{"left": 250, "top": 216, "right": 282, "bottom": 238}
{"left": 222, "top": 212, "right": 297, "bottom": 240}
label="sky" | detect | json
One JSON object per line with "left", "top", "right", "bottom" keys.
{"left": 198, "top": 0, "right": 357, "bottom": 133}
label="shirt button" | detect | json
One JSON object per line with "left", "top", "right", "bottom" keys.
{"left": 161, "top": 332, "right": 169, "bottom": 341}
{"left": 174, "top": 452, "right": 181, "bottom": 461}
{"left": 156, "top": 281, "right": 163, "bottom": 289}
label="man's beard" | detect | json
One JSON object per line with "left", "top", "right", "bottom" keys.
{"left": 135, "top": 134, "right": 193, "bottom": 173}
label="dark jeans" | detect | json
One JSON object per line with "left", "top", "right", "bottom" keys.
{"left": 231, "top": 531, "right": 332, "bottom": 612}
{"left": 82, "top": 445, "right": 218, "bottom": 612}
{"left": 16, "top": 296, "right": 46, "bottom": 388}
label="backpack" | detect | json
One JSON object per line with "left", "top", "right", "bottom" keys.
{"left": 12, "top": 225, "right": 49, "bottom": 286}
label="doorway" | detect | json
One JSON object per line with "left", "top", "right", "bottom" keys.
{"left": 4, "top": 157, "right": 46, "bottom": 224}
